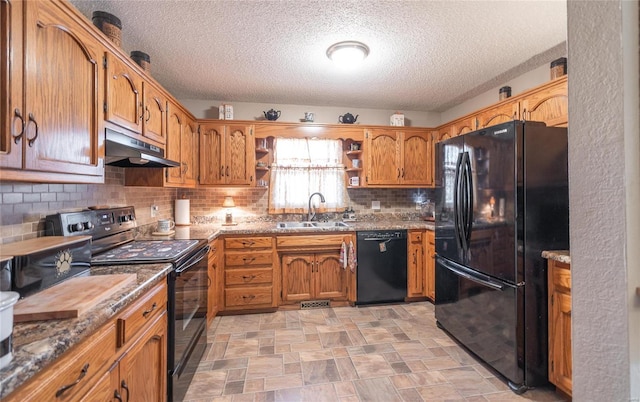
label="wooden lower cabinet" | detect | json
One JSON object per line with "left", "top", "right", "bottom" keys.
{"left": 281, "top": 252, "right": 347, "bottom": 302}
{"left": 207, "top": 238, "right": 220, "bottom": 325}
{"left": 548, "top": 259, "right": 572, "bottom": 396}
{"left": 222, "top": 236, "right": 277, "bottom": 311}
{"left": 5, "top": 281, "right": 168, "bottom": 402}
{"left": 407, "top": 230, "right": 425, "bottom": 298}
{"left": 425, "top": 230, "right": 435, "bottom": 301}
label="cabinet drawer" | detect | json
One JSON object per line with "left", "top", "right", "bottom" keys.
{"left": 12, "top": 323, "right": 117, "bottom": 402}
{"left": 225, "top": 251, "right": 273, "bottom": 267}
{"left": 409, "top": 231, "right": 423, "bottom": 243}
{"left": 552, "top": 262, "right": 571, "bottom": 292}
{"left": 226, "top": 268, "right": 273, "bottom": 286}
{"left": 117, "top": 281, "right": 167, "bottom": 347}
{"left": 276, "top": 234, "right": 347, "bottom": 249}
{"left": 225, "top": 237, "right": 272, "bottom": 249}
{"left": 225, "top": 286, "right": 273, "bottom": 307}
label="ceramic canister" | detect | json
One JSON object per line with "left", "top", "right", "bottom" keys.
{"left": 0, "top": 291, "right": 20, "bottom": 369}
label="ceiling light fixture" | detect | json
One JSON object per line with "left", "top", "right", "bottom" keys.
{"left": 326, "top": 41, "right": 369, "bottom": 69}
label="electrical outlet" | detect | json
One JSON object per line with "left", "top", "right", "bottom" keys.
{"left": 371, "top": 200, "right": 381, "bottom": 211}
{"left": 415, "top": 202, "right": 422, "bottom": 210}
{"left": 151, "top": 205, "right": 159, "bottom": 217}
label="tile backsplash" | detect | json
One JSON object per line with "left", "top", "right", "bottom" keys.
{"left": 0, "top": 166, "right": 436, "bottom": 245}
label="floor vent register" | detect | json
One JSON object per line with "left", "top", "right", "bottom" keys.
{"left": 300, "top": 300, "right": 330, "bottom": 309}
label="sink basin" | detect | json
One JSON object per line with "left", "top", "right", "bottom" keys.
{"left": 311, "top": 221, "right": 349, "bottom": 228}
{"left": 276, "top": 222, "right": 315, "bottom": 228}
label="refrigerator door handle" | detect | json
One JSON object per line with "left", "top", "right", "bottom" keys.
{"left": 453, "top": 152, "right": 465, "bottom": 250}
{"left": 438, "top": 256, "right": 505, "bottom": 291}
{"left": 463, "top": 152, "right": 474, "bottom": 247}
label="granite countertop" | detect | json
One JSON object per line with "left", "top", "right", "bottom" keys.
{"left": 1, "top": 219, "right": 435, "bottom": 398}
{"left": 0, "top": 263, "right": 172, "bottom": 399}
{"left": 542, "top": 250, "right": 571, "bottom": 264}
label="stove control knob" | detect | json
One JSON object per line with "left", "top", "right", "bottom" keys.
{"left": 69, "top": 222, "right": 84, "bottom": 232}
{"left": 84, "top": 221, "right": 94, "bottom": 230}
{"left": 128, "top": 214, "right": 135, "bottom": 221}
{"left": 120, "top": 215, "right": 129, "bottom": 223}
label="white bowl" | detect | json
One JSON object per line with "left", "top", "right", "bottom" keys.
{"left": 0, "top": 291, "right": 20, "bottom": 369}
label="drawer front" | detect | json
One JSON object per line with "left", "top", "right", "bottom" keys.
{"left": 225, "top": 286, "right": 273, "bottom": 307}
{"left": 276, "top": 234, "right": 347, "bottom": 249}
{"left": 409, "top": 231, "right": 423, "bottom": 243}
{"left": 552, "top": 262, "right": 571, "bottom": 292}
{"left": 14, "top": 323, "right": 117, "bottom": 402}
{"left": 226, "top": 268, "right": 273, "bottom": 286}
{"left": 225, "top": 237, "right": 272, "bottom": 249}
{"left": 117, "top": 281, "right": 167, "bottom": 347}
{"left": 225, "top": 251, "right": 273, "bottom": 267}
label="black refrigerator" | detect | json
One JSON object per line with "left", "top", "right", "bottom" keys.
{"left": 434, "top": 121, "right": 569, "bottom": 393}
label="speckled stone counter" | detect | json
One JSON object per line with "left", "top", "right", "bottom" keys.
{"left": 542, "top": 250, "right": 571, "bottom": 264}
{"left": 0, "top": 263, "right": 172, "bottom": 399}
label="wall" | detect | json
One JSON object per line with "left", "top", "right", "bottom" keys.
{"left": 180, "top": 100, "right": 441, "bottom": 128}
{"left": 568, "top": 0, "right": 639, "bottom": 400}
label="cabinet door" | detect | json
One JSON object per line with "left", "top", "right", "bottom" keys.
{"left": 80, "top": 364, "right": 119, "bottom": 402}
{"left": 225, "top": 124, "right": 253, "bottom": 185}
{"left": 118, "top": 312, "right": 167, "bottom": 402}
{"left": 182, "top": 117, "right": 198, "bottom": 186}
{"left": 165, "top": 106, "right": 183, "bottom": 185}
{"left": 425, "top": 231, "right": 435, "bottom": 300}
{"left": 476, "top": 102, "right": 518, "bottom": 129}
{"left": 1, "top": 0, "right": 24, "bottom": 169}
{"left": 315, "top": 252, "right": 346, "bottom": 300}
{"left": 401, "top": 131, "right": 431, "bottom": 185}
{"left": 407, "top": 236, "right": 424, "bottom": 297}
{"left": 207, "top": 240, "right": 219, "bottom": 325}
{"left": 22, "top": 1, "right": 102, "bottom": 176}
{"left": 199, "top": 122, "right": 225, "bottom": 185}
{"left": 281, "top": 254, "right": 313, "bottom": 302}
{"left": 521, "top": 79, "right": 568, "bottom": 127}
{"left": 104, "top": 53, "right": 143, "bottom": 134}
{"left": 452, "top": 117, "right": 475, "bottom": 136}
{"left": 142, "top": 82, "right": 166, "bottom": 145}
{"left": 366, "top": 129, "right": 401, "bottom": 185}
{"left": 550, "top": 289, "right": 572, "bottom": 395}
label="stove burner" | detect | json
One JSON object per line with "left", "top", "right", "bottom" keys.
{"left": 91, "top": 240, "right": 200, "bottom": 265}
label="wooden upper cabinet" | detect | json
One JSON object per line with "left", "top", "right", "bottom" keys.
{"left": 104, "top": 53, "right": 143, "bottom": 134}
{"left": 182, "top": 117, "right": 198, "bottom": 186}
{"left": 199, "top": 122, "right": 254, "bottom": 186}
{"left": 476, "top": 102, "right": 518, "bottom": 129}
{"left": 165, "top": 105, "right": 183, "bottom": 185}
{"left": 401, "top": 131, "right": 431, "bottom": 185}
{"left": 4, "top": 0, "right": 103, "bottom": 180}
{"left": 520, "top": 77, "right": 568, "bottom": 127}
{"left": 1, "top": 0, "right": 24, "bottom": 170}
{"left": 142, "top": 82, "right": 167, "bottom": 145}
{"left": 366, "top": 128, "right": 401, "bottom": 185}
{"left": 451, "top": 117, "right": 475, "bottom": 136}
{"left": 365, "top": 128, "right": 432, "bottom": 187}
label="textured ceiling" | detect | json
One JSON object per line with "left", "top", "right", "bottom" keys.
{"left": 70, "top": 0, "right": 567, "bottom": 112}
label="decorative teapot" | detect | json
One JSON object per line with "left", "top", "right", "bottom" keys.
{"left": 263, "top": 109, "right": 281, "bottom": 121}
{"left": 339, "top": 113, "right": 358, "bottom": 124}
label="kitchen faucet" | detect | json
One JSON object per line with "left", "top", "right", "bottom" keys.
{"left": 307, "top": 192, "right": 325, "bottom": 221}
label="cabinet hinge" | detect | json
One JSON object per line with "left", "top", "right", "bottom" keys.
{"left": 103, "top": 102, "right": 107, "bottom": 113}
{"left": 550, "top": 360, "right": 554, "bottom": 372}
{"left": 103, "top": 55, "right": 108, "bottom": 69}
{"left": 165, "top": 170, "right": 169, "bottom": 179}
{"left": 551, "top": 294, "right": 554, "bottom": 306}
{"left": 197, "top": 125, "right": 201, "bottom": 134}
{"left": 365, "top": 132, "right": 369, "bottom": 138}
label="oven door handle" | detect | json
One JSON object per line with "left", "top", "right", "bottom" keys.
{"left": 175, "top": 245, "right": 210, "bottom": 274}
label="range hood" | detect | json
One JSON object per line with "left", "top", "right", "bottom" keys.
{"left": 105, "top": 128, "right": 180, "bottom": 168}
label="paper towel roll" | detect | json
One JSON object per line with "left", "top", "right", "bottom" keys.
{"left": 175, "top": 199, "right": 190, "bottom": 226}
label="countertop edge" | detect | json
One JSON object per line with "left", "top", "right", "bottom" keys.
{"left": 541, "top": 250, "right": 571, "bottom": 264}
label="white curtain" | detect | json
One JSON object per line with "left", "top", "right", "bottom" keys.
{"left": 269, "top": 138, "right": 346, "bottom": 213}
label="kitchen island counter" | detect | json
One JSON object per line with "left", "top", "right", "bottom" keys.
{"left": 0, "top": 262, "right": 172, "bottom": 399}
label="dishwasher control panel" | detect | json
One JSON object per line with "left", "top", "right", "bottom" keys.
{"left": 356, "top": 230, "right": 407, "bottom": 240}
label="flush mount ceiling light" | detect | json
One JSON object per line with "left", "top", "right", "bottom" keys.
{"left": 326, "top": 41, "right": 369, "bottom": 69}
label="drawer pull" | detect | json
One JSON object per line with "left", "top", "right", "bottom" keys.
{"left": 242, "top": 275, "right": 256, "bottom": 281}
{"left": 142, "top": 302, "right": 157, "bottom": 318}
{"left": 114, "top": 390, "right": 123, "bottom": 402}
{"left": 55, "top": 363, "right": 89, "bottom": 397}
{"left": 242, "top": 295, "right": 256, "bottom": 301}
{"left": 243, "top": 257, "right": 256, "bottom": 263}
{"left": 242, "top": 240, "right": 256, "bottom": 247}
{"left": 121, "top": 380, "right": 130, "bottom": 402}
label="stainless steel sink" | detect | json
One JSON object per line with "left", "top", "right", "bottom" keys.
{"left": 276, "top": 222, "right": 315, "bottom": 228}
{"left": 311, "top": 221, "right": 349, "bottom": 228}
{"left": 275, "top": 221, "right": 349, "bottom": 229}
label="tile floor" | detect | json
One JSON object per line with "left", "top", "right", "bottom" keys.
{"left": 183, "top": 302, "right": 568, "bottom": 402}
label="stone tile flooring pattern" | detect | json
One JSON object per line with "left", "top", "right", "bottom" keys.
{"left": 184, "top": 302, "right": 568, "bottom": 402}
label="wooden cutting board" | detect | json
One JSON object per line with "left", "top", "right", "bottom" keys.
{"left": 13, "top": 274, "right": 137, "bottom": 323}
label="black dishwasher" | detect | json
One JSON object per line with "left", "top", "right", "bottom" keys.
{"left": 356, "top": 230, "right": 407, "bottom": 305}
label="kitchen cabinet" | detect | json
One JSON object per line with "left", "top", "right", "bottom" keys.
{"left": 254, "top": 137, "right": 271, "bottom": 188}
{"left": 5, "top": 280, "right": 167, "bottom": 402}
{"left": 104, "top": 53, "right": 167, "bottom": 146}
{"left": 475, "top": 102, "right": 518, "bottom": 129}
{"left": 1, "top": 0, "right": 104, "bottom": 183}
{"left": 199, "top": 122, "right": 255, "bottom": 186}
{"left": 365, "top": 128, "right": 432, "bottom": 187}
{"left": 124, "top": 101, "right": 198, "bottom": 187}
{"left": 222, "top": 236, "right": 276, "bottom": 310}
{"left": 451, "top": 117, "right": 475, "bottom": 136}
{"left": 344, "top": 139, "right": 363, "bottom": 188}
{"left": 425, "top": 230, "right": 435, "bottom": 301}
{"left": 277, "top": 234, "right": 352, "bottom": 304}
{"left": 407, "top": 230, "right": 425, "bottom": 298}
{"left": 548, "top": 258, "right": 572, "bottom": 397}
{"left": 207, "top": 238, "right": 220, "bottom": 325}
{"left": 520, "top": 78, "right": 568, "bottom": 127}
